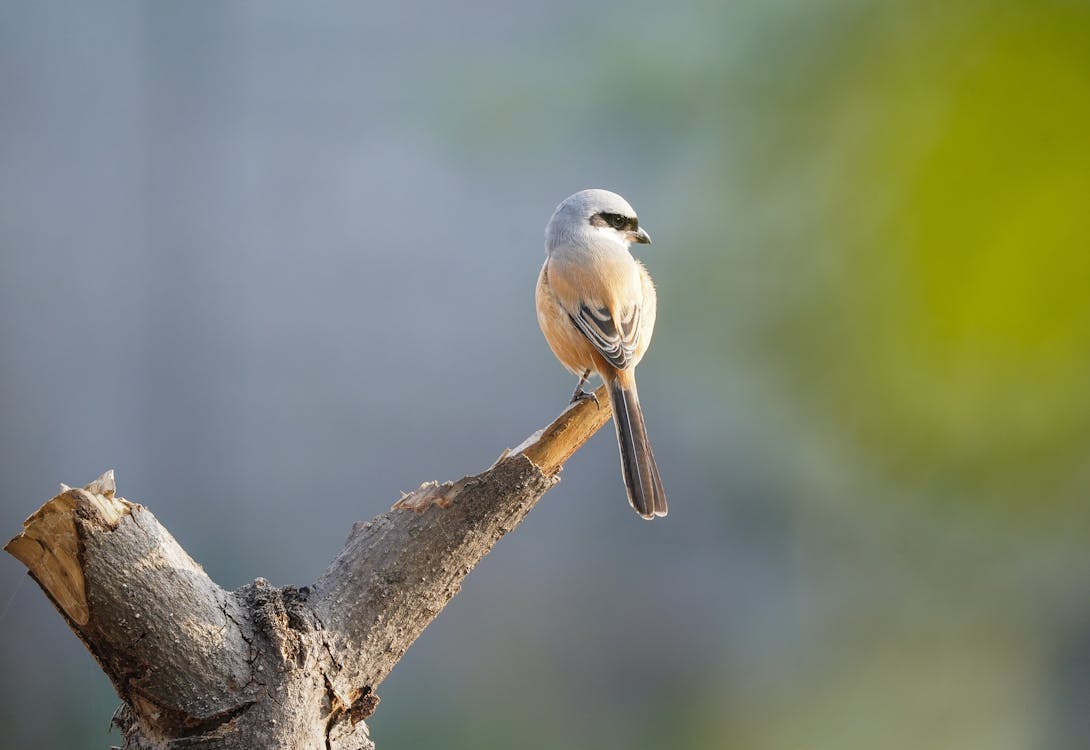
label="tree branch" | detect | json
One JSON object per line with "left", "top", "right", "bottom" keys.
{"left": 5, "top": 387, "right": 611, "bottom": 749}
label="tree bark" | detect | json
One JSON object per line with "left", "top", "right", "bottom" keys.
{"left": 5, "top": 387, "right": 612, "bottom": 749}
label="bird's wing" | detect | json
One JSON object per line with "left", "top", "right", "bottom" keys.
{"left": 567, "top": 301, "right": 642, "bottom": 371}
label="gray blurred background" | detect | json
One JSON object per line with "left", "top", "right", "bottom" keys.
{"left": 3, "top": 1, "right": 1089, "bottom": 748}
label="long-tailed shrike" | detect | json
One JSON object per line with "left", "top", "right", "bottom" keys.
{"left": 536, "top": 189, "right": 667, "bottom": 519}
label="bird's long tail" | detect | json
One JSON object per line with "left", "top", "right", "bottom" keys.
{"left": 608, "top": 370, "right": 667, "bottom": 519}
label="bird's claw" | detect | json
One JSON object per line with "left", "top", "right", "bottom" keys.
{"left": 570, "top": 389, "right": 600, "bottom": 408}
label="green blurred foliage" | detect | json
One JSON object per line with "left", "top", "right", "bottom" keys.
{"left": 641, "top": 2, "right": 1090, "bottom": 747}
{"left": 671, "top": 0, "right": 1090, "bottom": 514}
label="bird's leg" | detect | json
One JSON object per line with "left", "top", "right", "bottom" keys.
{"left": 569, "top": 369, "right": 599, "bottom": 407}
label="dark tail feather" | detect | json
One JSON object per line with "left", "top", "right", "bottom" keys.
{"left": 608, "top": 377, "right": 667, "bottom": 519}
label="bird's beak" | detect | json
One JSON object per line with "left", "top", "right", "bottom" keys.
{"left": 630, "top": 227, "right": 652, "bottom": 245}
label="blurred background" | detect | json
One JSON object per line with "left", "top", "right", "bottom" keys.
{"left": 2, "top": 1, "right": 1089, "bottom": 747}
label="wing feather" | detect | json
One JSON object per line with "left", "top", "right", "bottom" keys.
{"left": 567, "top": 302, "right": 642, "bottom": 370}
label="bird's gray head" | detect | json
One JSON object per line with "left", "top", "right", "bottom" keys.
{"left": 544, "top": 188, "right": 652, "bottom": 254}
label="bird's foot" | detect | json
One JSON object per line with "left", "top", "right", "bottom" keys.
{"left": 569, "top": 388, "right": 600, "bottom": 408}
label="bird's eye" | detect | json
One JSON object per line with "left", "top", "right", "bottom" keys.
{"left": 609, "top": 214, "right": 627, "bottom": 230}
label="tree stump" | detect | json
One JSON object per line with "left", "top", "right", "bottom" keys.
{"left": 6, "top": 388, "right": 612, "bottom": 749}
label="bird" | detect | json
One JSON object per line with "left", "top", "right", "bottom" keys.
{"left": 536, "top": 189, "right": 667, "bottom": 519}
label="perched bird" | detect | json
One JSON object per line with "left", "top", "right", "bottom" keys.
{"left": 536, "top": 189, "right": 667, "bottom": 519}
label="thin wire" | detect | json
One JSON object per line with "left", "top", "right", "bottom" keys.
{"left": 0, "top": 575, "right": 29, "bottom": 625}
